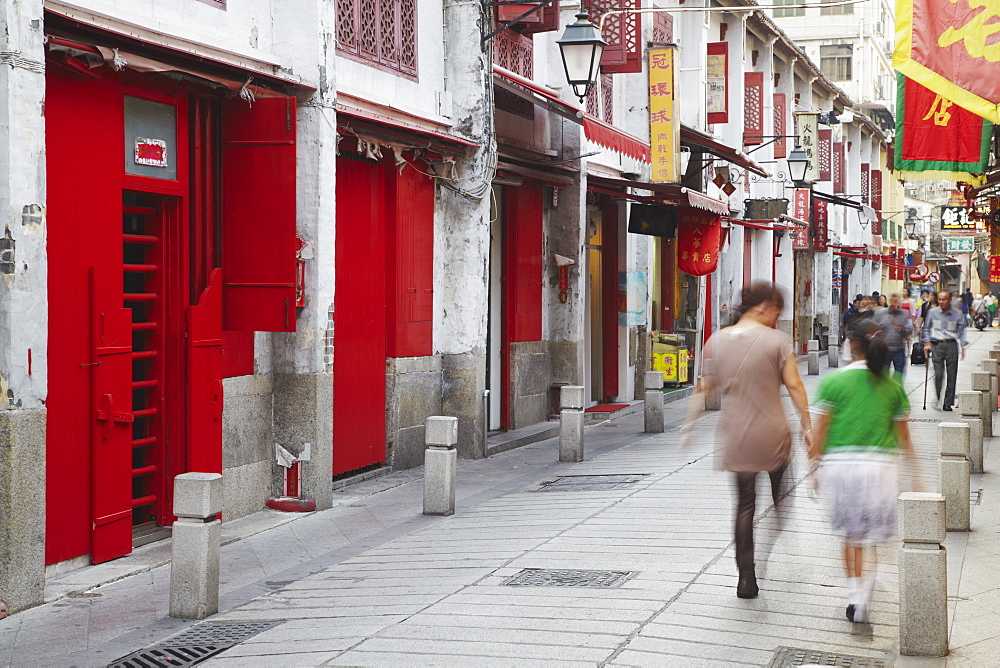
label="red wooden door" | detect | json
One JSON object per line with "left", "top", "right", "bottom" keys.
{"left": 333, "top": 157, "right": 387, "bottom": 475}
{"left": 187, "top": 268, "right": 224, "bottom": 477}
{"left": 601, "top": 201, "right": 619, "bottom": 402}
{"left": 89, "top": 266, "right": 135, "bottom": 564}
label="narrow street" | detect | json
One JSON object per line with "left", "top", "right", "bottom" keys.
{"left": 3, "top": 331, "right": 999, "bottom": 666}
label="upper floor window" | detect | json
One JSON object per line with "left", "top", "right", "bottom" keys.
{"left": 336, "top": 0, "right": 417, "bottom": 80}
{"left": 820, "top": 0, "right": 854, "bottom": 15}
{"left": 820, "top": 44, "right": 853, "bottom": 81}
{"left": 773, "top": 0, "right": 804, "bottom": 18}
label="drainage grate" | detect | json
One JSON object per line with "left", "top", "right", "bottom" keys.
{"left": 908, "top": 418, "right": 940, "bottom": 423}
{"left": 109, "top": 620, "right": 283, "bottom": 667}
{"left": 768, "top": 646, "right": 893, "bottom": 668}
{"left": 504, "top": 568, "right": 633, "bottom": 588}
{"left": 533, "top": 474, "right": 648, "bottom": 492}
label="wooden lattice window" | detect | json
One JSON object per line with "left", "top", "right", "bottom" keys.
{"left": 743, "top": 72, "right": 764, "bottom": 145}
{"left": 587, "top": 0, "right": 642, "bottom": 74}
{"left": 871, "top": 169, "right": 883, "bottom": 229}
{"left": 337, "top": 0, "right": 417, "bottom": 80}
{"left": 601, "top": 73, "right": 614, "bottom": 124}
{"left": 652, "top": 11, "right": 673, "bottom": 43}
{"left": 773, "top": 93, "right": 787, "bottom": 158}
{"left": 832, "top": 142, "right": 844, "bottom": 193}
{"left": 818, "top": 129, "right": 832, "bottom": 181}
{"left": 586, "top": 79, "right": 600, "bottom": 117}
{"left": 861, "top": 163, "right": 870, "bottom": 203}
{"left": 494, "top": 28, "right": 533, "bottom": 79}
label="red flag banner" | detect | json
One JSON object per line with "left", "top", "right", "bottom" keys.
{"left": 991, "top": 256, "right": 1000, "bottom": 283}
{"left": 894, "top": 0, "right": 1000, "bottom": 123}
{"left": 813, "top": 198, "right": 828, "bottom": 252}
{"left": 895, "top": 73, "right": 993, "bottom": 173}
{"left": 677, "top": 209, "right": 721, "bottom": 276}
{"left": 792, "top": 188, "right": 811, "bottom": 250}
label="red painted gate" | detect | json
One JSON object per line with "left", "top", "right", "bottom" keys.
{"left": 187, "top": 268, "right": 224, "bottom": 475}
{"left": 333, "top": 156, "right": 387, "bottom": 475}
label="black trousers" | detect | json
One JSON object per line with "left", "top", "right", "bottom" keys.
{"left": 931, "top": 339, "right": 959, "bottom": 408}
{"left": 734, "top": 466, "right": 787, "bottom": 569}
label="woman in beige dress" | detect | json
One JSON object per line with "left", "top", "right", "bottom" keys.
{"left": 687, "top": 281, "right": 813, "bottom": 598}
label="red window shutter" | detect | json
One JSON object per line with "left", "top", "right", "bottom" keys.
{"left": 187, "top": 268, "right": 224, "bottom": 474}
{"left": 221, "top": 97, "right": 298, "bottom": 332}
{"left": 861, "top": 163, "right": 870, "bottom": 203}
{"left": 832, "top": 142, "right": 844, "bottom": 193}
{"left": 871, "top": 168, "right": 883, "bottom": 222}
{"left": 743, "top": 72, "right": 764, "bottom": 145}
{"left": 588, "top": 0, "right": 642, "bottom": 74}
{"left": 222, "top": 331, "right": 255, "bottom": 377}
{"left": 652, "top": 11, "right": 673, "bottom": 43}
{"left": 507, "top": 181, "right": 543, "bottom": 342}
{"left": 520, "top": 1, "right": 560, "bottom": 35}
{"left": 387, "top": 163, "right": 435, "bottom": 358}
{"left": 773, "top": 93, "right": 787, "bottom": 158}
{"left": 819, "top": 129, "right": 832, "bottom": 181}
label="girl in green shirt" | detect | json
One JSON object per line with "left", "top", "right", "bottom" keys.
{"left": 810, "top": 319, "right": 917, "bottom": 624}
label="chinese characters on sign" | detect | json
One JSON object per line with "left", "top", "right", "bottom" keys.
{"left": 990, "top": 256, "right": 1000, "bottom": 283}
{"left": 706, "top": 43, "right": 728, "bottom": 124}
{"left": 794, "top": 113, "right": 820, "bottom": 182}
{"left": 677, "top": 209, "right": 722, "bottom": 276}
{"left": 792, "top": 188, "right": 811, "bottom": 250}
{"left": 941, "top": 206, "right": 976, "bottom": 230}
{"left": 812, "top": 198, "right": 828, "bottom": 252}
{"left": 135, "top": 138, "right": 168, "bottom": 167}
{"left": 648, "top": 47, "right": 679, "bottom": 183}
{"left": 944, "top": 236, "right": 975, "bottom": 252}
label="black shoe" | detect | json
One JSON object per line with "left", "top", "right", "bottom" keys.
{"left": 846, "top": 604, "right": 856, "bottom": 621}
{"left": 737, "top": 564, "right": 758, "bottom": 599}
{"left": 943, "top": 405, "right": 953, "bottom": 411}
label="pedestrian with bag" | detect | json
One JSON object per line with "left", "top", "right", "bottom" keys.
{"left": 685, "top": 281, "right": 813, "bottom": 599}
{"left": 922, "top": 290, "right": 968, "bottom": 411}
{"left": 809, "top": 319, "right": 918, "bottom": 624}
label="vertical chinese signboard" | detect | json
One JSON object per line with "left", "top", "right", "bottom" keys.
{"left": 792, "top": 188, "right": 811, "bottom": 250}
{"left": 812, "top": 197, "right": 828, "bottom": 252}
{"left": 795, "top": 112, "right": 820, "bottom": 182}
{"left": 649, "top": 47, "right": 679, "bottom": 183}
{"left": 706, "top": 43, "right": 728, "bottom": 124}
{"left": 990, "top": 256, "right": 1000, "bottom": 283}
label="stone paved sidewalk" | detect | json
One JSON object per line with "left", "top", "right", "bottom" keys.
{"left": 3, "top": 331, "right": 1000, "bottom": 667}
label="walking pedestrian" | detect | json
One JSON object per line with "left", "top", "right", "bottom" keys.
{"left": 874, "top": 293, "right": 913, "bottom": 376}
{"left": 922, "top": 290, "right": 968, "bottom": 411}
{"left": 687, "top": 281, "right": 813, "bottom": 599}
{"left": 985, "top": 291, "right": 997, "bottom": 326}
{"left": 809, "top": 319, "right": 918, "bottom": 624}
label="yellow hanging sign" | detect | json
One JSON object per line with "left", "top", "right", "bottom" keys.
{"left": 649, "top": 47, "right": 679, "bottom": 183}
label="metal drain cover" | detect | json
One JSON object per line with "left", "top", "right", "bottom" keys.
{"left": 533, "top": 474, "right": 647, "bottom": 492}
{"left": 908, "top": 418, "right": 940, "bottom": 423}
{"left": 768, "top": 646, "right": 893, "bottom": 667}
{"left": 109, "top": 620, "right": 283, "bottom": 667}
{"left": 504, "top": 568, "right": 633, "bottom": 588}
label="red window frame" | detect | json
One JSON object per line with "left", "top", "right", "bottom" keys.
{"left": 743, "top": 72, "right": 764, "bottom": 145}
{"left": 336, "top": 0, "right": 418, "bottom": 81}
{"left": 588, "top": 0, "right": 642, "bottom": 74}
{"left": 707, "top": 43, "right": 729, "bottom": 125}
{"left": 773, "top": 93, "right": 787, "bottom": 158}
{"left": 818, "top": 129, "right": 832, "bottom": 181}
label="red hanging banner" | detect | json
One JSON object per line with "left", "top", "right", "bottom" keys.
{"left": 677, "top": 209, "right": 722, "bottom": 276}
{"left": 990, "top": 256, "right": 1000, "bottom": 283}
{"left": 792, "top": 188, "right": 811, "bottom": 250}
{"left": 812, "top": 197, "right": 828, "bottom": 252}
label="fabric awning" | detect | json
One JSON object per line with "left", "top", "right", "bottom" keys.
{"left": 681, "top": 187, "right": 730, "bottom": 216}
{"left": 582, "top": 115, "right": 651, "bottom": 163}
{"left": 586, "top": 174, "right": 730, "bottom": 215}
{"left": 336, "top": 101, "right": 479, "bottom": 155}
{"left": 680, "top": 127, "right": 769, "bottom": 178}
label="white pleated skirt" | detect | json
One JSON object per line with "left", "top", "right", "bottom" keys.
{"left": 821, "top": 451, "right": 900, "bottom": 546}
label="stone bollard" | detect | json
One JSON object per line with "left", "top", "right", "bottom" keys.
{"left": 981, "top": 358, "right": 999, "bottom": 413}
{"left": 559, "top": 386, "right": 585, "bottom": 463}
{"left": 169, "top": 473, "right": 223, "bottom": 619}
{"left": 704, "top": 385, "right": 722, "bottom": 411}
{"left": 807, "top": 351, "right": 820, "bottom": 375}
{"left": 938, "top": 422, "right": 971, "bottom": 532}
{"left": 958, "top": 391, "right": 985, "bottom": 474}
{"left": 970, "top": 373, "right": 993, "bottom": 438}
{"left": 989, "top": 349, "right": 1000, "bottom": 364}
{"left": 423, "top": 416, "right": 458, "bottom": 516}
{"left": 643, "top": 371, "right": 664, "bottom": 433}
{"left": 807, "top": 339, "right": 820, "bottom": 352}
{"left": 898, "top": 492, "right": 949, "bottom": 657}
{"left": 828, "top": 334, "right": 839, "bottom": 368}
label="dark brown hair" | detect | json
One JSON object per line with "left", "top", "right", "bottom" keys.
{"left": 848, "top": 318, "right": 888, "bottom": 379}
{"left": 731, "top": 281, "right": 785, "bottom": 324}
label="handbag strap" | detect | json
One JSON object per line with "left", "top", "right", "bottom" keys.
{"left": 723, "top": 328, "right": 768, "bottom": 394}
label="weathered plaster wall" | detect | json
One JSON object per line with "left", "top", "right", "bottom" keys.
{"left": 0, "top": 0, "right": 46, "bottom": 614}
{"left": 386, "top": 356, "right": 443, "bottom": 470}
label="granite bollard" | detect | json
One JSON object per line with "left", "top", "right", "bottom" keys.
{"left": 938, "top": 421, "right": 971, "bottom": 531}
{"left": 704, "top": 385, "right": 722, "bottom": 411}
{"left": 644, "top": 371, "right": 664, "bottom": 433}
{"left": 169, "top": 472, "right": 223, "bottom": 619}
{"left": 559, "top": 385, "right": 585, "bottom": 463}
{"left": 423, "top": 416, "right": 458, "bottom": 516}
{"left": 970, "top": 373, "right": 993, "bottom": 437}
{"left": 958, "top": 391, "right": 985, "bottom": 474}
{"left": 807, "top": 351, "right": 820, "bottom": 375}
{"left": 980, "top": 359, "right": 999, "bottom": 413}
{"left": 898, "top": 492, "right": 949, "bottom": 657}
{"left": 828, "top": 334, "right": 839, "bottom": 368}
{"left": 807, "top": 339, "right": 820, "bottom": 352}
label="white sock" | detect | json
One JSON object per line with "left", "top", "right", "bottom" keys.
{"left": 846, "top": 576, "right": 861, "bottom": 605}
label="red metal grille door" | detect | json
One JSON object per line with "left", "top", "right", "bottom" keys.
{"left": 89, "top": 266, "right": 135, "bottom": 564}
{"left": 333, "top": 156, "right": 387, "bottom": 475}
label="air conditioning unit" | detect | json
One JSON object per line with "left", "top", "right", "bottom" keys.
{"left": 884, "top": 40, "right": 894, "bottom": 57}
{"left": 874, "top": 21, "right": 884, "bottom": 35}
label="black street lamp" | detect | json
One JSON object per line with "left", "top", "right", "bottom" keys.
{"left": 904, "top": 216, "right": 917, "bottom": 238}
{"left": 557, "top": 11, "right": 607, "bottom": 102}
{"left": 786, "top": 144, "right": 811, "bottom": 186}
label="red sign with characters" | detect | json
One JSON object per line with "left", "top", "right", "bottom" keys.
{"left": 677, "top": 209, "right": 722, "bottom": 276}
{"left": 792, "top": 189, "right": 811, "bottom": 250}
{"left": 812, "top": 198, "right": 828, "bottom": 252}
{"left": 991, "top": 256, "right": 1000, "bottom": 283}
